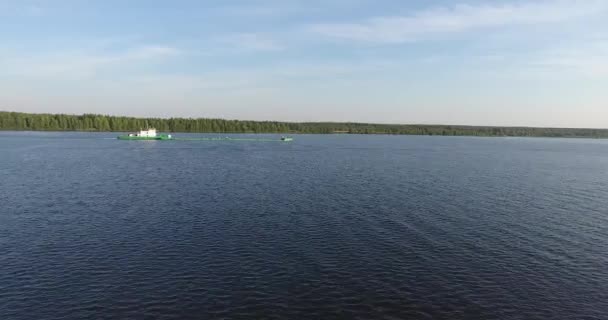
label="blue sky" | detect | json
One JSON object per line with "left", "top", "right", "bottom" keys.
{"left": 1, "top": 0, "right": 607, "bottom": 127}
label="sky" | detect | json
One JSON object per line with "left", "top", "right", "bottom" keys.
{"left": 1, "top": 0, "right": 607, "bottom": 127}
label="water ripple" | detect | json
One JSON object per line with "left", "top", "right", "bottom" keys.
{"left": 1, "top": 133, "right": 608, "bottom": 319}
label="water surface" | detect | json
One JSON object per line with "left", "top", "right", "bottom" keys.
{"left": 1, "top": 132, "right": 607, "bottom": 319}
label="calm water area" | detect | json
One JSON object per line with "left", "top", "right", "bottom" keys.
{"left": 1, "top": 131, "right": 607, "bottom": 319}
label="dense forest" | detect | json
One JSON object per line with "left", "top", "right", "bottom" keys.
{"left": 1, "top": 111, "right": 607, "bottom": 138}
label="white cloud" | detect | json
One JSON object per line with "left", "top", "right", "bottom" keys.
{"left": 309, "top": 0, "right": 608, "bottom": 43}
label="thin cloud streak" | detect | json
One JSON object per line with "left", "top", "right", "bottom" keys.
{"left": 309, "top": 0, "right": 608, "bottom": 43}
{"left": 0, "top": 3, "right": 45, "bottom": 17}
{"left": 530, "top": 41, "right": 608, "bottom": 76}
{"left": 216, "top": 33, "right": 284, "bottom": 52}
{"left": 1, "top": 45, "right": 181, "bottom": 78}
{"left": 119, "top": 59, "right": 398, "bottom": 93}
{"left": 23, "top": 4, "right": 45, "bottom": 16}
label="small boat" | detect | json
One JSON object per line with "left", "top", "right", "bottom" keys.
{"left": 280, "top": 136, "right": 293, "bottom": 142}
{"left": 117, "top": 128, "right": 172, "bottom": 140}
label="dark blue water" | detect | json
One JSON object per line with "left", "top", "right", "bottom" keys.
{"left": 1, "top": 132, "right": 608, "bottom": 319}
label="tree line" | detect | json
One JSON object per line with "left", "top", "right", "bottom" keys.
{"left": 1, "top": 111, "right": 607, "bottom": 138}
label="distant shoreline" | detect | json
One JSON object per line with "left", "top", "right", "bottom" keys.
{"left": 2, "top": 111, "right": 608, "bottom": 138}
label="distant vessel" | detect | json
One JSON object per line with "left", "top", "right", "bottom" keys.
{"left": 117, "top": 129, "right": 292, "bottom": 142}
{"left": 117, "top": 128, "right": 172, "bottom": 140}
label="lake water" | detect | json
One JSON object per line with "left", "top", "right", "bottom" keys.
{"left": 1, "top": 131, "right": 608, "bottom": 319}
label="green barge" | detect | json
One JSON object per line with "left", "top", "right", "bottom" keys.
{"left": 117, "top": 128, "right": 292, "bottom": 142}
{"left": 117, "top": 128, "right": 173, "bottom": 140}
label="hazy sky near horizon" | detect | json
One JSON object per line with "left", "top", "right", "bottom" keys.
{"left": 1, "top": 0, "right": 607, "bottom": 127}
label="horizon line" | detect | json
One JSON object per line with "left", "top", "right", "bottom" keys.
{"left": 1, "top": 110, "right": 607, "bottom": 131}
